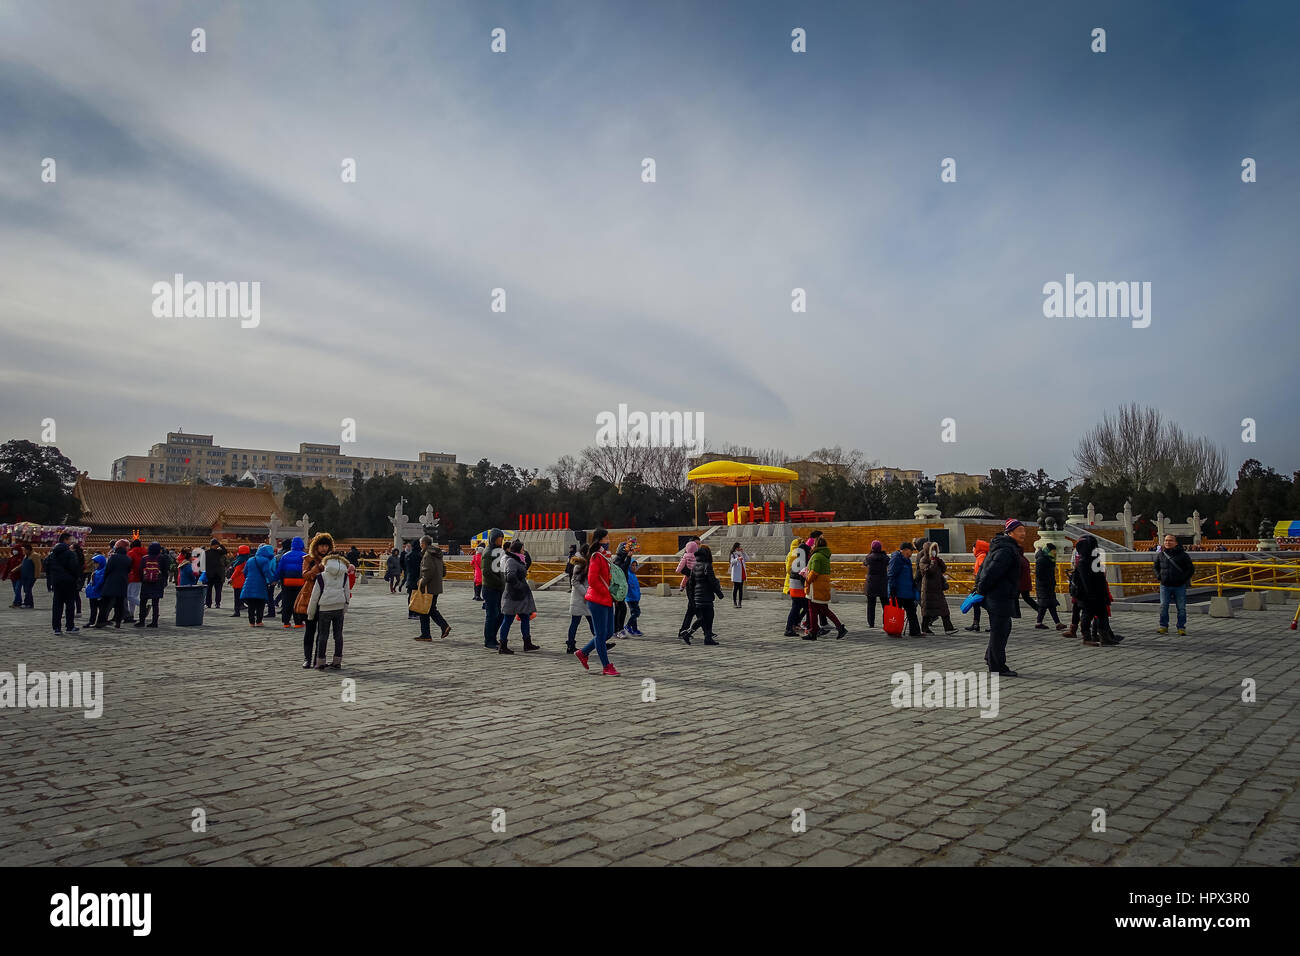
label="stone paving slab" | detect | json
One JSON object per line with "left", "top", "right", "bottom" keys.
{"left": 1, "top": 582, "right": 1297, "bottom": 865}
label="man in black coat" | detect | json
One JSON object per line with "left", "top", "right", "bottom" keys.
{"left": 46, "top": 533, "right": 83, "bottom": 634}
{"left": 973, "top": 519, "right": 1027, "bottom": 676}
{"left": 1153, "top": 534, "right": 1194, "bottom": 635}
{"left": 405, "top": 538, "right": 422, "bottom": 619}
{"left": 204, "top": 539, "right": 228, "bottom": 609}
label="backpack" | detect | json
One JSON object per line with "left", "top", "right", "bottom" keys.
{"left": 609, "top": 562, "right": 628, "bottom": 602}
{"left": 142, "top": 556, "right": 162, "bottom": 584}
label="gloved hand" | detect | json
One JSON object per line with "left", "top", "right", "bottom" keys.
{"left": 960, "top": 592, "right": 984, "bottom": 614}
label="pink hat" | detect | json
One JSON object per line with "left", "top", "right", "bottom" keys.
{"left": 1005, "top": 519, "right": 1023, "bottom": 532}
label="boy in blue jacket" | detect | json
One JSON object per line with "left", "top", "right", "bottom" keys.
{"left": 85, "top": 553, "right": 107, "bottom": 627}
{"left": 625, "top": 559, "right": 643, "bottom": 636}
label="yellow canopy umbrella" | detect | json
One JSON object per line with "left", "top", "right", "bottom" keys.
{"left": 686, "top": 461, "right": 800, "bottom": 525}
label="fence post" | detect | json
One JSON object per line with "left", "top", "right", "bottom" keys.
{"left": 1216, "top": 564, "right": 1222, "bottom": 597}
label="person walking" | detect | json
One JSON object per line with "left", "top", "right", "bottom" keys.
{"left": 676, "top": 538, "right": 700, "bottom": 639}
{"left": 685, "top": 544, "right": 725, "bottom": 645}
{"left": 1074, "top": 534, "right": 1118, "bottom": 646}
{"left": 964, "top": 539, "right": 990, "bottom": 632}
{"left": 1154, "top": 533, "right": 1194, "bottom": 635}
{"left": 625, "top": 558, "right": 643, "bottom": 636}
{"left": 4, "top": 545, "right": 23, "bottom": 608}
{"left": 480, "top": 529, "right": 505, "bottom": 648}
{"left": 403, "top": 536, "right": 423, "bottom": 620}
{"left": 499, "top": 539, "right": 539, "bottom": 654}
{"left": 805, "top": 535, "right": 847, "bottom": 639}
{"left": 134, "top": 541, "right": 171, "bottom": 628}
{"left": 46, "top": 532, "right": 82, "bottom": 634}
{"left": 204, "top": 539, "right": 228, "bottom": 609}
{"left": 887, "top": 541, "right": 923, "bottom": 637}
{"left": 307, "top": 552, "right": 352, "bottom": 670}
{"left": 414, "top": 535, "right": 451, "bottom": 642}
{"left": 18, "top": 545, "right": 36, "bottom": 609}
{"left": 1034, "top": 543, "right": 1066, "bottom": 629}
{"left": 783, "top": 537, "right": 810, "bottom": 636}
{"left": 729, "top": 543, "right": 747, "bottom": 608}
{"left": 85, "top": 552, "right": 107, "bottom": 627}
{"left": 240, "top": 543, "right": 277, "bottom": 627}
{"left": 575, "top": 528, "right": 619, "bottom": 675}
{"left": 971, "top": 519, "right": 1027, "bottom": 676}
{"left": 566, "top": 545, "right": 594, "bottom": 654}
{"left": 919, "top": 541, "right": 955, "bottom": 634}
{"left": 862, "top": 540, "right": 889, "bottom": 628}
{"left": 471, "top": 544, "right": 484, "bottom": 601}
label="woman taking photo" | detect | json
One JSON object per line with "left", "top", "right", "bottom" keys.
{"left": 575, "top": 528, "right": 619, "bottom": 676}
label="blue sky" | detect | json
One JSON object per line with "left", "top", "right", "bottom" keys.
{"left": 1, "top": 0, "right": 1296, "bottom": 482}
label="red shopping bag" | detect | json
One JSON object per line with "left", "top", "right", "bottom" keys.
{"left": 882, "top": 598, "right": 905, "bottom": 637}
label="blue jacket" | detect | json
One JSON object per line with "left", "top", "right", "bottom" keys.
{"left": 277, "top": 537, "right": 307, "bottom": 584}
{"left": 178, "top": 563, "right": 200, "bottom": 586}
{"left": 19, "top": 556, "right": 36, "bottom": 585}
{"left": 241, "top": 544, "right": 278, "bottom": 601}
{"left": 85, "top": 554, "right": 107, "bottom": 599}
{"left": 626, "top": 565, "right": 641, "bottom": 602}
{"left": 887, "top": 551, "right": 917, "bottom": 600}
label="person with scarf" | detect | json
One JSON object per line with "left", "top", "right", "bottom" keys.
{"left": 566, "top": 545, "right": 594, "bottom": 654}
{"left": 499, "top": 539, "right": 539, "bottom": 653}
{"left": 918, "top": 542, "right": 955, "bottom": 634}
{"left": 729, "top": 542, "right": 747, "bottom": 608}
{"left": 805, "top": 536, "right": 847, "bottom": 639}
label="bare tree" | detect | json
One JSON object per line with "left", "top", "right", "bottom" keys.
{"left": 1074, "top": 403, "right": 1228, "bottom": 493}
{"left": 160, "top": 481, "right": 207, "bottom": 536}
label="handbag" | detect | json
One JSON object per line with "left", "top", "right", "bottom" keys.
{"left": 882, "top": 598, "right": 905, "bottom": 637}
{"left": 408, "top": 588, "right": 433, "bottom": 615}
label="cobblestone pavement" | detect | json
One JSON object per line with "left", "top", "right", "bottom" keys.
{"left": 2, "top": 581, "right": 1297, "bottom": 866}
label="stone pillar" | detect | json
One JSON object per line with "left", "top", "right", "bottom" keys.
{"left": 1189, "top": 510, "right": 1204, "bottom": 546}
{"left": 1121, "top": 499, "right": 1134, "bottom": 550}
{"left": 1067, "top": 494, "right": 1085, "bottom": 526}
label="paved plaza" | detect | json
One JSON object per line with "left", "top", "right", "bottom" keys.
{"left": 2, "top": 582, "right": 1298, "bottom": 866}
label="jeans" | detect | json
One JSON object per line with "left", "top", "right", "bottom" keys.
{"left": 786, "top": 595, "right": 806, "bottom": 632}
{"left": 626, "top": 600, "right": 640, "bottom": 631}
{"left": 88, "top": 597, "right": 102, "bottom": 627}
{"left": 304, "top": 618, "right": 317, "bottom": 661}
{"left": 206, "top": 580, "right": 223, "bottom": 607}
{"left": 1158, "top": 585, "right": 1187, "bottom": 629}
{"left": 567, "top": 614, "right": 593, "bottom": 648}
{"left": 499, "top": 612, "right": 531, "bottom": 646}
{"left": 1036, "top": 605, "right": 1062, "bottom": 625}
{"left": 315, "top": 608, "right": 344, "bottom": 659}
{"left": 614, "top": 600, "right": 627, "bottom": 633}
{"left": 582, "top": 600, "right": 614, "bottom": 667}
{"left": 419, "top": 594, "right": 449, "bottom": 637}
{"left": 482, "top": 588, "right": 502, "bottom": 646}
{"left": 12, "top": 579, "right": 22, "bottom": 605}
{"left": 52, "top": 582, "right": 77, "bottom": 630}
{"left": 985, "top": 614, "right": 1012, "bottom": 672}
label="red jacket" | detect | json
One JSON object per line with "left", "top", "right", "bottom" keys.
{"left": 3, "top": 551, "right": 22, "bottom": 581}
{"left": 127, "top": 545, "right": 146, "bottom": 583}
{"left": 585, "top": 549, "right": 613, "bottom": 607}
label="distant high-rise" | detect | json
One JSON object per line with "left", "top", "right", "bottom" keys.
{"left": 111, "top": 431, "right": 457, "bottom": 486}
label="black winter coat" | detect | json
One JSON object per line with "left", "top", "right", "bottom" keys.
{"left": 1153, "top": 546, "right": 1194, "bottom": 587}
{"left": 1071, "top": 538, "right": 1111, "bottom": 613}
{"left": 1035, "top": 550, "right": 1059, "bottom": 608}
{"left": 863, "top": 551, "right": 889, "bottom": 597}
{"left": 45, "top": 542, "right": 81, "bottom": 588}
{"left": 405, "top": 543, "right": 422, "bottom": 589}
{"left": 689, "top": 559, "right": 724, "bottom": 605}
{"left": 101, "top": 548, "right": 132, "bottom": 598}
{"left": 975, "top": 533, "right": 1023, "bottom": 618}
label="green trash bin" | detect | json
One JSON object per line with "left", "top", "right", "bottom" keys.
{"left": 175, "top": 585, "right": 206, "bottom": 627}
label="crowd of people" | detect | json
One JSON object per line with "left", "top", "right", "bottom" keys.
{"left": 8, "top": 518, "right": 1205, "bottom": 681}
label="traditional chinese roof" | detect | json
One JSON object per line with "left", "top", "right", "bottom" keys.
{"left": 75, "top": 477, "right": 278, "bottom": 531}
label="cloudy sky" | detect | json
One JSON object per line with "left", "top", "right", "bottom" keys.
{"left": 1, "top": 0, "right": 1297, "bottom": 482}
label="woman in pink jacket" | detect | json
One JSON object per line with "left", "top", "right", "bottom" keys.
{"left": 471, "top": 545, "right": 484, "bottom": 601}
